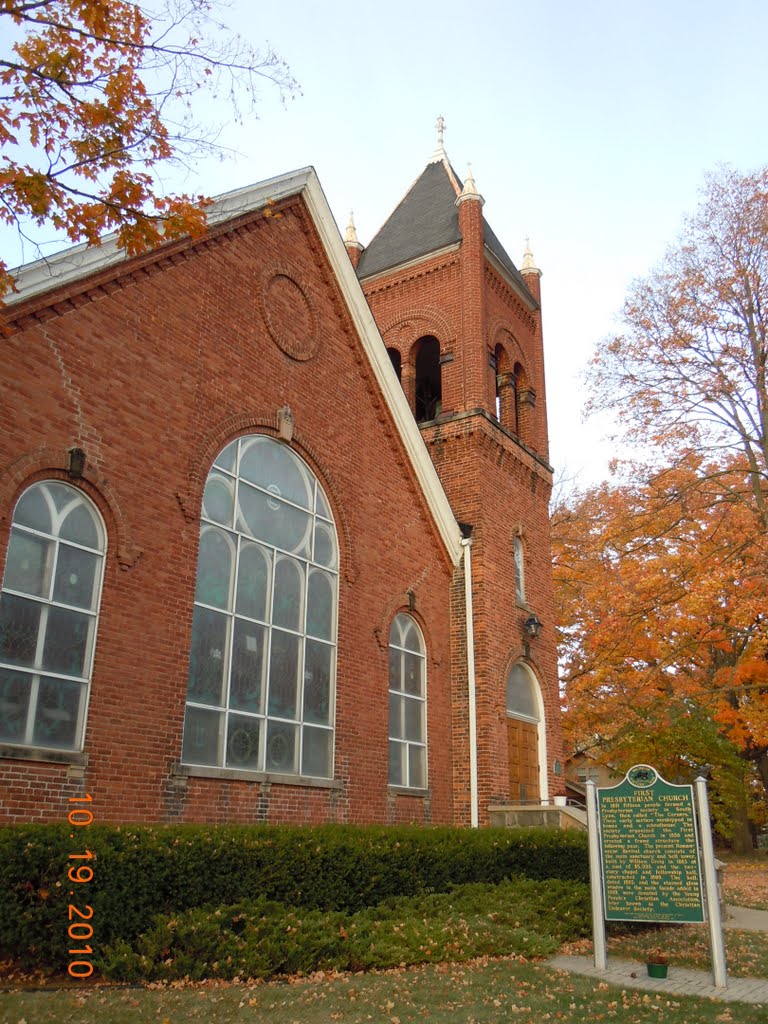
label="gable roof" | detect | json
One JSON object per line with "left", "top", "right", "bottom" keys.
{"left": 356, "top": 157, "right": 537, "bottom": 306}
{"left": 7, "top": 168, "right": 464, "bottom": 566}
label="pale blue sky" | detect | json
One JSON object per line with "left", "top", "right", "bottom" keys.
{"left": 5, "top": 0, "right": 768, "bottom": 484}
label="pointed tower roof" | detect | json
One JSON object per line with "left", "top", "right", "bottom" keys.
{"left": 356, "top": 159, "right": 463, "bottom": 278}
{"left": 356, "top": 123, "right": 535, "bottom": 305}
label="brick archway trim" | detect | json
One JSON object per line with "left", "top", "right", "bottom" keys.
{"left": 378, "top": 307, "right": 456, "bottom": 353}
{"left": 0, "top": 445, "right": 142, "bottom": 568}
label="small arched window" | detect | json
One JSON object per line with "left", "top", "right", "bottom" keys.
{"left": 414, "top": 336, "right": 442, "bottom": 423}
{"left": 511, "top": 362, "right": 523, "bottom": 436}
{"left": 493, "top": 344, "right": 504, "bottom": 420}
{"left": 513, "top": 536, "right": 525, "bottom": 604}
{"left": 388, "top": 613, "right": 426, "bottom": 788}
{"left": 182, "top": 435, "right": 339, "bottom": 778}
{"left": 0, "top": 481, "right": 106, "bottom": 751}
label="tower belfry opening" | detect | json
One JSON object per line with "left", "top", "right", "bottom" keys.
{"left": 414, "top": 336, "right": 441, "bottom": 422}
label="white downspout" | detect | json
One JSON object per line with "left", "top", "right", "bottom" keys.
{"left": 461, "top": 537, "right": 479, "bottom": 828}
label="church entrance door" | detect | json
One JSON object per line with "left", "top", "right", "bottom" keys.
{"left": 507, "top": 716, "right": 540, "bottom": 802}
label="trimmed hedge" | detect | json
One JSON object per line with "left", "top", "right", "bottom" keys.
{"left": 102, "top": 877, "right": 592, "bottom": 982}
{"left": 0, "top": 823, "right": 588, "bottom": 970}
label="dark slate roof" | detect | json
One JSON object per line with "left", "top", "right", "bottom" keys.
{"left": 356, "top": 160, "right": 462, "bottom": 279}
{"left": 357, "top": 158, "right": 536, "bottom": 307}
{"left": 483, "top": 219, "right": 534, "bottom": 302}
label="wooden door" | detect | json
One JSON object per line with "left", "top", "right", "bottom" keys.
{"left": 508, "top": 717, "right": 540, "bottom": 802}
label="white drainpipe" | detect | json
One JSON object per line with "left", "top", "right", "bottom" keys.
{"left": 461, "top": 536, "right": 479, "bottom": 828}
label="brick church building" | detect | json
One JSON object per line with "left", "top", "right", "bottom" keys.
{"left": 0, "top": 128, "right": 563, "bottom": 827}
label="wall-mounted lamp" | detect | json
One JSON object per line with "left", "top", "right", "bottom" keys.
{"left": 523, "top": 614, "right": 543, "bottom": 639}
{"left": 68, "top": 447, "right": 86, "bottom": 479}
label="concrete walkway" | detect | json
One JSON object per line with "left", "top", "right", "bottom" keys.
{"left": 724, "top": 903, "right": 768, "bottom": 932}
{"left": 548, "top": 904, "right": 768, "bottom": 1006}
{"left": 547, "top": 954, "right": 768, "bottom": 1005}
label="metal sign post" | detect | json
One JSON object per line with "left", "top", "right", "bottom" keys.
{"left": 586, "top": 780, "right": 607, "bottom": 970}
{"left": 695, "top": 776, "right": 728, "bottom": 988}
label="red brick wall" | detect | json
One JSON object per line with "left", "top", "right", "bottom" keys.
{"left": 0, "top": 197, "right": 456, "bottom": 825}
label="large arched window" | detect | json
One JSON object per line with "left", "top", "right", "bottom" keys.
{"left": 0, "top": 482, "right": 106, "bottom": 751}
{"left": 388, "top": 613, "right": 426, "bottom": 788}
{"left": 182, "top": 436, "right": 339, "bottom": 778}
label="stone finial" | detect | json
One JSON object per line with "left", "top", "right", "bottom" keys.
{"left": 429, "top": 114, "right": 447, "bottom": 162}
{"left": 520, "top": 237, "right": 541, "bottom": 276}
{"left": 461, "top": 163, "right": 480, "bottom": 197}
{"left": 344, "top": 210, "right": 360, "bottom": 246}
{"left": 456, "top": 162, "right": 484, "bottom": 208}
{"left": 343, "top": 210, "right": 363, "bottom": 268}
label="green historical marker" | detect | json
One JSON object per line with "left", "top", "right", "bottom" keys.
{"left": 597, "top": 764, "right": 705, "bottom": 923}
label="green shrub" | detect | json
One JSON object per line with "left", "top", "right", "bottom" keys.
{"left": 101, "top": 877, "right": 592, "bottom": 982}
{"left": 0, "top": 823, "right": 588, "bottom": 971}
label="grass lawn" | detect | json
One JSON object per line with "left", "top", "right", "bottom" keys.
{"left": 3, "top": 956, "right": 767, "bottom": 1024}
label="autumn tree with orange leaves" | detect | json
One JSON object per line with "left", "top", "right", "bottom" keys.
{"left": 0, "top": 0, "right": 298, "bottom": 296}
{"left": 558, "top": 165, "right": 768, "bottom": 848}
{"left": 588, "top": 164, "right": 768, "bottom": 529}
{"left": 553, "top": 460, "right": 768, "bottom": 848}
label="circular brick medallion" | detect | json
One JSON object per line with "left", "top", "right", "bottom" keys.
{"left": 261, "top": 271, "right": 319, "bottom": 361}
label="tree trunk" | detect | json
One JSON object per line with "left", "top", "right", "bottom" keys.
{"left": 729, "top": 802, "right": 755, "bottom": 855}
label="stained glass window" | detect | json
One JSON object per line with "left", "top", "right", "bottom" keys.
{"left": 388, "top": 613, "right": 426, "bottom": 788}
{"left": 182, "top": 436, "right": 338, "bottom": 777}
{"left": 0, "top": 482, "right": 105, "bottom": 750}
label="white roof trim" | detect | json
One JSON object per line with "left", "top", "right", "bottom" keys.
{"left": 301, "top": 171, "right": 463, "bottom": 565}
{"left": 8, "top": 168, "right": 464, "bottom": 566}
{"left": 6, "top": 168, "right": 316, "bottom": 307}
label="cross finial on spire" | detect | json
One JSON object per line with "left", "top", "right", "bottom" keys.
{"left": 436, "top": 114, "right": 445, "bottom": 147}
{"left": 430, "top": 114, "right": 447, "bottom": 162}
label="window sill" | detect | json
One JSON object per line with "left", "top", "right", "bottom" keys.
{"left": 0, "top": 744, "right": 88, "bottom": 767}
{"left": 388, "top": 785, "right": 431, "bottom": 798}
{"left": 172, "top": 763, "right": 343, "bottom": 789}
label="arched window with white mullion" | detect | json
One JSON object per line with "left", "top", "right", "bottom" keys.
{"left": 182, "top": 435, "right": 338, "bottom": 778}
{"left": 388, "top": 613, "right": 427, "bottom": 788}
{"left": 0, "top": 481, "right": 106, "bottom": 751}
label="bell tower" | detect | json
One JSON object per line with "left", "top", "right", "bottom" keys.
{"left": 353, "top": 121, "right": 563, "bottom": 823}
